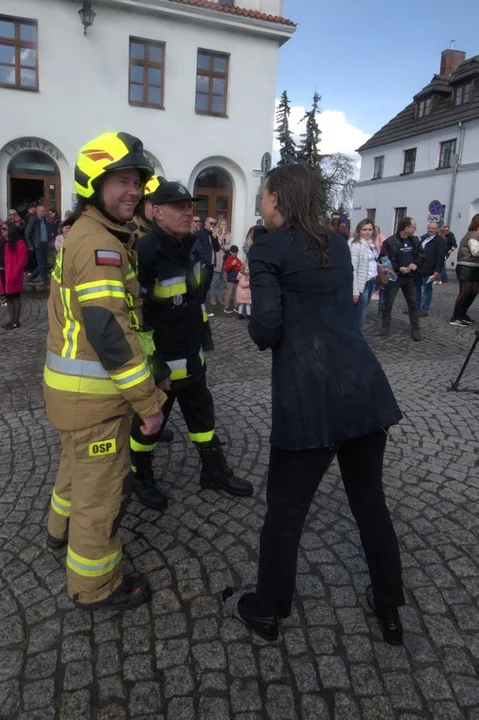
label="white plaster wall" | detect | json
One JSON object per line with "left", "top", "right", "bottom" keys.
{"left": 0, "top": 0, "right": 283, "bottom": 245}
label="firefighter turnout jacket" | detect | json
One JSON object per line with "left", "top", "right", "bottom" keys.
{"left": 44, "top": 205, "right": 166, "bottom": 431}
{"left": 138, "top": 224, "right": 214, "bottom": 387}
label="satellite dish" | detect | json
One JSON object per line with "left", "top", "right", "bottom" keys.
{"left": 261, "top": 152, "right": 272, "bottom": 176}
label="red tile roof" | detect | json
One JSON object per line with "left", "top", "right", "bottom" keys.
{"left": 169, "top": 0, "right": 295, "bottom": 26}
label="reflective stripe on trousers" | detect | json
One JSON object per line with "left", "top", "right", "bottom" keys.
{"left": 188, "top": 429, "right": 214, "bottom": 444}
{"left": 67, "top": 546, "right": 122, "bottom": 578}
{"left": 50, "top": 488, "right": 71, "bottom": 517}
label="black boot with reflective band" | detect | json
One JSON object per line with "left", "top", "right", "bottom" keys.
{"left": 366, "top": 584, "right": 403, "bottom": 645}
{"left": 75, "top": 573, "right": 151, "bottom": 611}
{"left": 199, "top": 439, "right": 253, "bottom": 497}
{"left": 131, "top": 451, "right": 168, "bottom": 510}
{"left": 223, "top": 587, "right": 278, "bottom": 641}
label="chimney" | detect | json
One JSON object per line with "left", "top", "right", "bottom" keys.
{"left": 440, "top": 48, "right": 466, "bottom": 76}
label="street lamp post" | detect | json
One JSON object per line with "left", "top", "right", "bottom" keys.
{"left": 78, "top": 1, "right": 96, "bottom": 36}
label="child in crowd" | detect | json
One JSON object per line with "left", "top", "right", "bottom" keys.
{"left": 236, "top": 262, "right": 251, "bottom": 319}
{"left": 223, "top": 245, "right": 242, "bottom": 314}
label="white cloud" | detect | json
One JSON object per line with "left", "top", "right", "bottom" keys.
{"left": 273, "top": 100, "right": 371, "bottom": 166}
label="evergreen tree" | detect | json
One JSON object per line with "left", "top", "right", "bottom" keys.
{"left": 297, "top": 92, "right": 330, "bottom": 216}
{"left": 275, "top": 90, "right": 297, "bottom": 166}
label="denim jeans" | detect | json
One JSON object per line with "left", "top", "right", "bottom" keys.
{"left": 210, "top": 271, "right": 225, "bottom": 299}
{"left": 353, "top": 277, "right": 376, "bottom": 327}
{"left": 29, "top": 244, "right": 49, "bottom": 285}
{"left": 415, "top": 274, "right": 433, "bottom": 312}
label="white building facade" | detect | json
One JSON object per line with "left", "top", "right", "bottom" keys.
{"left": 0, "top": 0, "right": 294, "bottom": 244}
{"left": 352, "top": 49, "right": 479, "bottom": 251}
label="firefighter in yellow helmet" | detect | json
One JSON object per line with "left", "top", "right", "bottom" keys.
{"left": 129, "top": 174, "right": 166, "bottom": 239}
{"left": 44, "top": 131, "right": 167, "bottom": 610}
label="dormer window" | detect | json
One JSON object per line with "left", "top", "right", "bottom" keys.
{"left": 455, "top": 82, "right": 472, "bottom": 106}
{"left": 417, "top": 97, "right": 432, "bottom": 117}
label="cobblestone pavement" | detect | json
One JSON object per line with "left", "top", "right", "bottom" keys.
{"left": 1, "top": 280, "right": 479, "bottom": 720}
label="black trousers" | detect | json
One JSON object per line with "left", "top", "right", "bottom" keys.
{"left": 130, "top": 374, "right": 215, "bottom": 451}
{"left": 200, "top": 265, "right": 214, "bottom": 304}
{"left": 382, "top": 275, "right": 419, "bottom": 331}
{"left": 255, "top": 429, "right": 404, "bottom": 618}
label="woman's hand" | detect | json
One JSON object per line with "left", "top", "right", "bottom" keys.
{"left": 353, "top": 295, "right": 359, "bottom": 304}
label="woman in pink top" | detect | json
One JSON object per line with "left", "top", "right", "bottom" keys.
{"left": 0, "top": 221, "right": 28, "bottom": 329}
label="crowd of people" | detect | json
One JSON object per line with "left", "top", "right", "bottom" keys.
{"left": 344, "top": 214, "right": 478, "bottom": 336}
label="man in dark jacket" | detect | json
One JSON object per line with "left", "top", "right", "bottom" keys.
{"left": 194, "top": 217, "right": 220, "bottom": 304}
{"left": 379, "top": 216, "right": 425, "bottom": 340}
{"left": 415, "top": 222, "right": 446, "bottom": 316}
{"left": 130, "top": 182, "right": 253, "bottom": 508}
{"left": 25, "top": 205, "right": 50, "bottom": 286}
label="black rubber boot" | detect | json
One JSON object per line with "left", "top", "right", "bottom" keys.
{"left": 199, "top": 438, "right": 253, "bottom": 497}
{"left": 46, "top": 532, "right": 68, "bottom": 550}
{"left": 75, "top": 573, "right": 151, "bottom": 611}
{"left": 131, "top": 452, "right": 168, "bottom": 510}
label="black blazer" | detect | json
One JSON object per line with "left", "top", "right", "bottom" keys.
{"left": 418, "top": 234, "right": 446, "bottom": 275}
{"left": 248, "top": 227, "right": 402, "bottom": 450}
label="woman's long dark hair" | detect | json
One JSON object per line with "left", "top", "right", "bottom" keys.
{"left": 265, "top": 164, "right": 329, "bottom": 266}
{"left": 468, "top": 214, "right": 479, "bottom": 232}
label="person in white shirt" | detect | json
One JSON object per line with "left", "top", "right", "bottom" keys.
{"left": 348, "top": 219, "right": 378, "bottom": 327}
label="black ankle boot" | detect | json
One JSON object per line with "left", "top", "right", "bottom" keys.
{"left": 199, "top": 439, "right": 253, "bottom": 497}
{"left": 223, "top": 587, "right": 279, "bottom": 641}
{"left": 131, "top": 452, "right": 168, "bottom": 510}
{"left": 366, "top": 585, "right": 403, "bottom": 645}
{"left": 157, "top": 428, "right": 174, "bottom": 443}
{"left": 46, "top": 532, "right": 68, "bottom": 550}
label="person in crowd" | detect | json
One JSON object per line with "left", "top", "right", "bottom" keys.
{"left": 223, "top": 164, "right": 404, "bottom": 646}
{"left": 210, "top": 217, "right": 230, "bottom": 307}
{"left": 439, "top": 224, "right": 457, "bottom": 283}
{"left": 415, "top": 221, "right": 446, "bottom": 317}
{"left": 0, "top": 221, "right": 28, "bottom": 330}
{"left": 191, "top": 215, "right": 202, "bottom": 234}
{"left": 47, "top": 209, "right": 61, "bottom": 244}
{"left": 243, "top": 226, "right": 255, "bottom": 258}
{"left": 374, "top": 224, "right": 387, "bottom": 307}
{"left": 131, "top": 181, "right": 252, "bottom": 505}
{"left": 24, "top": 202, "right": 38, "bottom": 273}
{"left": 54, "top": 220, "right": 71, "bottom": 254}
{"left": 44, "top": 131, "right": 166, "bottom": 611}
{"left": 450, "top": 214, "right": 479, "bottom": 326}
{"left": 223, "top": 245, "right": 242, "bottom": 314}
{"left": 64, "top": 210, "right": 73, "bottom": 221}
{"left": 349, "top": 219, "right": 378, "bottom": 328}
{"left": 379, "top": 217, "right": 424, "bottom": 340}
{"left": 25, "top": 205, "right": 50, "bottom": 287}
{"left": 236, "top": 262, "right": 252, "bottom": 319}
{"left": 194, "top": 216, "right": 220, "bottom": 304}
{"left": 330, "top": 213, "right": 348, "bottom": 241}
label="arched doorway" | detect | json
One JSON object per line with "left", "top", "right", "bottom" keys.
{"left": 194, "top": 167, "right": 233, "bottom": 224}
{"left": 8, "top": 150, "right": 61, "bottom": 215}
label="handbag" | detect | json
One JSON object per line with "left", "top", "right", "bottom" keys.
{"left": 376, "top": 263, "right": 390, "bottom": 286}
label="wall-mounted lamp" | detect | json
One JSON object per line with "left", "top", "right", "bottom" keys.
{"left": 79, "top": 1, "right": 96, "bottom": 36}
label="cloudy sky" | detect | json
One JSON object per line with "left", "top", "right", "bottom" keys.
{"left": 277, "top": 0, "right": 477, "bottom": 162}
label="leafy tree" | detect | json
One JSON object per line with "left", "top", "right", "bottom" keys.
{"left": 275, "top": 90, "right": 297, "bottom": 166}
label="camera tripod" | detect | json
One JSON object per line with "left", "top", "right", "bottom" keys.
{"left": 449, "top": 328, "right": 479, "bottom": 394}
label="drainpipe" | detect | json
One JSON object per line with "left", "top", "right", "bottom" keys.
{"left": 447, "top": 121, "right": 466, "bottom": 226}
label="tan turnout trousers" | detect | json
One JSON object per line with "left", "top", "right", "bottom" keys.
{"left": 47, "top": 415, "right": 131, "bottom": 605}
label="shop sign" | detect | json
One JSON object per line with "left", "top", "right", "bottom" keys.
{"left": 4, "top": 138, "right": 63, "bottom": 161}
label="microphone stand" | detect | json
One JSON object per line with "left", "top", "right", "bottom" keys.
{"left": 449, "top": 329, "right": 479, "bottom": 394}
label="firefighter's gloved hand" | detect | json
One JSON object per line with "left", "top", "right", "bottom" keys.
{"left": 135, "top": 329, "right": 156, "bottom": 358}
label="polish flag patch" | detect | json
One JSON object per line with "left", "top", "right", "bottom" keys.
{"left": 95, "top": 250, "right": 122, "bottom": 267}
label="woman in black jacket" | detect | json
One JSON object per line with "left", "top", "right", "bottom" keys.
{"left": 223, "top": 164, "right": 405, "bottom": 645}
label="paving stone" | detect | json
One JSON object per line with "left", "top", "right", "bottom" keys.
{"left": 167, "top": 697, "right": 195, "bottom": 720}
{"left": 199, "top": 696, "right": 230, "bottom": 720}
{"left": 414, "top": 667, "right": 454, "bottom": 700}
{"left": 23, "top": 679, "right": 55, "bottom": 710}
{"left": 266, "top": 684, "right": 297, "bottom": 719}
{"left": 230, "top": 679, "right": 262, "bottom": 713}
{"left": 25, "top": 650, "right": 57, "bottom": 680}
{"left": 97, "top": 675, "right": 126, "bottom": 703}
{"left": 164, "top": 665, "right": 195, "bottom": 698}
{"left": 123, "top": 654, "right": 155, "bottom": 681}
{"left": 350, "top": 663, "right": 383, "bottom": 696}
{"left": 0, "top": 649, "right": 23, "bottom": 681}
{"left": 192, "top": 641, "right": 226, "bottom": 671}
{"left": 0, "top": 679, "right": 20, "bottom": 717}
{"left": 383, "top": 673, "right": 423, "bottom": 710}
{"left": 317, "top": 656, "right": 350, "bottom": 689}
{"left": 227, "top": 643, "right": 257, "bottom": 676}
{"left": 360, "top": 696, "right": 395, "bottom": 720}
{"left": 63, "top": 660, "right": 94, "bottom": 691}
{"left": 300, "top": 694, "right": 329, "bottom": 720}
{"left": 450, "top": 676, "right": 479, "bottom": 706}
{"left": 60, "top": 689, "right": 92, "bottom": 720}
{"left": 156, "top": 639, "right": 190, "bottom": 669}
{"left": 289, "top": 658, "right": 319, "bottom": 693}
{"left": 333, "top": 692, "right": 360, "bottom": 720}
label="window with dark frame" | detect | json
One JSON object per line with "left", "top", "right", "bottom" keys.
{"left": 403, "top": 148, "right": 416, "bottom": 175}
{"left": 454, "top": 82, "right": 472, "bottom": 107}
{"left": 394, "top": 207, "right": 407, "bottom": 233}
{"left": 438, "top": 139, "right": 457, "bottom": 169}
{"left": 0, "top": 15, "right": 38, "bottom": 91}
{"left": 417, "top": 97, "right": 432, "bottom": 118}
{"left": 373, "top": 156, "right": 384, "bottom": 179}
{"left": 196, "top": 50, "right": 229, "bottom": 117}
{"left": 366, "top": 208, "right": 376, "bottom": 223}
{"left": 129, "top": 37, "right": 165, "bottom": 109}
